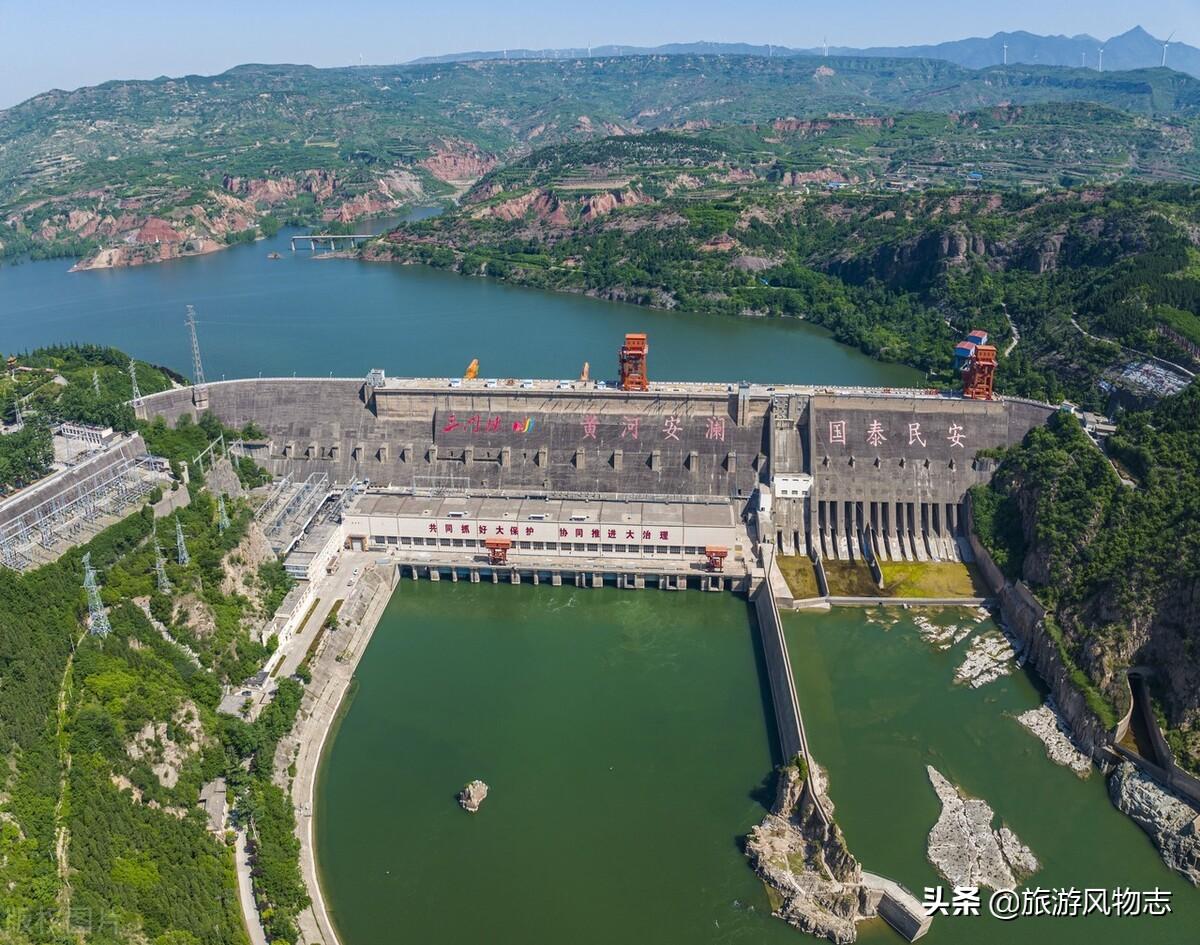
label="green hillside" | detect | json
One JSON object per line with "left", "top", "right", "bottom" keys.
{"left": 2, "top": 55, "right": 1199, "bottom": 265}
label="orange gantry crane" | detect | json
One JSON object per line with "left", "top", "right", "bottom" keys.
{"left": 619, "top": 333, "right": 649, "bottom": 391}
{"left": 962, "top": 344, "right": 997, "bottom": 400}
{"left": 485, "top": 537, "right": 511, "bottom": 565}
{"left": 704, "top": 546, "right": 729, "bottom": 572}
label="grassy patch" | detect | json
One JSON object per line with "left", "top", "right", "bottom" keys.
{"left": 822, "top": 560, "right": 880, "bottom": 597}
{"left": 777, "top": 555, "right": 820, "bottom": 599}
{"left": 879, "top": 560, "right": 984, "bottom": 598}
{"left": 295, "top": 598, "right": 321, "bottom": 636}
{"left": 300, "top": 600, "right": 341, "bottom": 666}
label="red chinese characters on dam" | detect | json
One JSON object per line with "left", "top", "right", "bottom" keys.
{"left": 827, "top": 420, "right": 966, "bottom": 448}
{"left": 425, "top": 522, "right": 675, "bottom": 542}
{"left": 439, "top": 413, "right": 727, "bottom": 442}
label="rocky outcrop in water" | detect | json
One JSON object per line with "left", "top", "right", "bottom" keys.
{"left": 1016, "top": 703, "right": 1092, "bottom": 777}
{"left": 1109, "top": 762, "right": 1200, "bottom": 886}
{"left": 925, "top": 766, "right": 1038, "bottom": 890}
{"left": 458, "top": 779, "right": 489, "bottom": 813}
{"left": 954, "top": 632, "right": 1014, "bottom": 688}
{"left": 746, "top": 763, "right": 880, "bottom": 944}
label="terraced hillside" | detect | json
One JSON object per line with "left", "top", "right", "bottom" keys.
{"left": 370, "top": 126, "right": 1200, "bottom": 408}
{"left": 2, "top": 55, "right": 1199, "bottom": 267}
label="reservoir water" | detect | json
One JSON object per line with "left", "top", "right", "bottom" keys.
{"left": 0, "top": 218, "right": 919, "bottom": 386}
{"left": 316, "top": 584, "right": 801, "bottom": 945}
{"left": 2, "top": 228, "right": 1196, "bottom": 944}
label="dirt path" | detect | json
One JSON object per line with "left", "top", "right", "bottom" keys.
{"left": 53, "top": 633, "right": 85, "bottom": 911}
{"left": 1001, "top": 303, "right": 1019, "bottom": 357}
{"left": 1070, "top": 315, "right": 1195, "bottom": 379}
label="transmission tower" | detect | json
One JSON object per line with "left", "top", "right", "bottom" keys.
{"left": 175, "top": 514, "right": 190, "bottom": 566}
{"left": 82, "top": 552, "right": 112, "bottom": 637}
{"left": 186, "top": 305, "right": 206, "bottom": 386}
{"left": 150, "top": 521, "right": 173, "bottom": 593}
{"left": 92, "top": 369, "right": 101, "bottom": 396}
{"left": 217, "top": 494, "right": 231, "bottom": 533}
{"left": 128, "top": 360, "right": 143, "bottom": 408}
{"left": 154, "top": 539, "right": 173, "bottom": 593}
{"left": 186, "top": 305, "right": 209, "bottom": 408}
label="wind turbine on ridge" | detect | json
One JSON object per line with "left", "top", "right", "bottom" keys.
{"left": 1097, "top": 47, "right": 1104, "bottom": 72}
{"left": 1162, "top": 31, "right": 1175, "bottom": 68}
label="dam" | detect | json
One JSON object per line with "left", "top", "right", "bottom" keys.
{"left": 137, "top": 364, "right": 1054, "bottom": 577}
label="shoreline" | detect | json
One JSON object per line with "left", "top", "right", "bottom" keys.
{"left": 281, "top": 558, "right": 397, "bottom": 945}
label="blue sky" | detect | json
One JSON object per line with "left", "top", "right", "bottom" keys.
{"left": 0, "top": 0, "right": 1195, "bottom": 108}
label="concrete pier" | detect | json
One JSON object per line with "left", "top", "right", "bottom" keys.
{"left": 863, "top": 872, "right": 932, "bottom": 941}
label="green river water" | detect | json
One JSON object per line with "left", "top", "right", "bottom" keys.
{"left": 2, "top": 227, "right": 1196, "bottom": 944}
{"left": 316, "top": 585, "right": 1200, "bottom": 945}
{"left": 787, "top": 608, "right": 1200, "bottom": 945}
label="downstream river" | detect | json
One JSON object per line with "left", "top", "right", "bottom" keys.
{"left": 2, "top": 226, "right": 1195, "bottom": 944}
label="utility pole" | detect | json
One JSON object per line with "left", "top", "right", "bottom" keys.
{"left": 82, "top": 552, "right": 112, "bottom": 636}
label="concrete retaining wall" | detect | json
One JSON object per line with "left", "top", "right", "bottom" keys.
{"left": 965, "top": 500, "right": 1113, "bottom": 760}
{"left": 753, "top": 551, "right": 829, "bottom": 826}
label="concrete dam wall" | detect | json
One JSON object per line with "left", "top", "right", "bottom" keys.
{"left": 141, "top": 378, "right": 769, "bottom": 501}
{"left": 139, "top": 378, "right": 1055, "bottom": 559}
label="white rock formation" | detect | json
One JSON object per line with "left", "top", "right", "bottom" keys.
{"left": 913, "top": 614, "right": 971, "bottom": 650}
{"left": 926, "top": 766, "right": 1039, "bottom": 890}
{"left": 1016, "top": 704, "right": 1092, "bottom": 777}
{"left": 953, "top": 632, "right": 1015, "bottom": 688}
{"left": 458, "top": 779, "right": 489, "bottom": 813}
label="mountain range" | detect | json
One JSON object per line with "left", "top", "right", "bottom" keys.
{"left": 411, "top": 26, "right": 1200, "bottom": 78}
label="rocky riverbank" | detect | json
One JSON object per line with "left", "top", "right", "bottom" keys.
{"left": 1015, "top": 703, "right": 1092, "bottom": 777}
{"left": 746, "top": 763, "right": 881, "bottom": 944}
{"left": 925, "top": 766, "right": 1039, "bottom": 889}
{"left": 1109, "top": 762, "right": 1200, "bottom": 886}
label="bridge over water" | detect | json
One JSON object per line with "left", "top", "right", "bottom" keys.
{"left": 290, "top": 234, "right": 375, "bottom": 252}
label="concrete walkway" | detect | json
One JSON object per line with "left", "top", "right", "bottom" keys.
{"left": 288, "top": 559, "right": 395, "bottom": 945}
{"left": 824, "top": 595, "right": 990, "bottom": 607}
{"left": 235, "top": 830, "right": 268, "bottom": 945}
